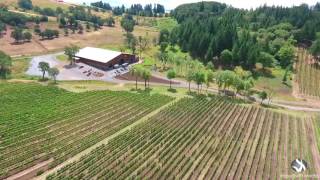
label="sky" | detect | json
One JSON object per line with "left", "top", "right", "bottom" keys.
{"left": 64, "top": 0, "right": 319, "bottom": 10}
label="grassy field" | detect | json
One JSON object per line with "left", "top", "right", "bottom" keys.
{"left": 254, "top": 67, "right": 296, "bottom": 101}
{"left": 0, "top": 82, "right": 173, "bottom": 179}
{"left": 10, "top": 57, "right": 32, "bottom": 79}
{"left": 0, "top": 18, "right": 159, "bottom": 56}
{"left": 3, "top": 0, "right": 71, "bottom": 10}
{"left": 57, "top": 80, "right": 189, "bottom": 98}
{"left": 156, "top": 17, "right": 178, "bottom": 31}
{"left": 56, "top": 54, "right": 68, "bottom": 62}
{"left": 47, "top": 96, "right": 319, "bottom": 179}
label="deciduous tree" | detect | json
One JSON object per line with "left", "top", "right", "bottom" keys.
{"left": 23, "top": 31, "right": 32, "bottom": 42}
{"left": 38, "top": 61, "right": 50, "bottom": 80}
{"left": 166, "top": 69, "right": 176, "bottom": 89}
{"left": 277, "top": 43, "right": 295, "bottom": 68}
{"left": 0, "top": 51, "right": 12, "bottom": 79}
{"left": 259, "top": 91, "right": 268, "bottom": 104}
{"left": 18, "top": 0, "right": 33, "bottom": 10}
{"left": 193, "top": 71, "right": 206, "bottom": 93}
{"left": 129, "top": 66, "right": 142, "bottom": 90}
{"left": 48, "top": 67, "right": 59, "bottom": 83}
{"left": 11, "top": 28, "right": 23, "bottom": 43}
{"left": 220, "top": 49, "right": 233, "bottom": 66}
{"left": 106, "top": 16, "right": 115, "bottom": 27}
{"left": 258, "top": 52, "right": 275, "bottom": 70}
{"left": 141, "top": 68, "right": 151, "bottom": 90}
{"left": 186, "top": 69, "right": 194, "bottom": 92}
{"left": 64, "top": 45, "right": 80, "bottom": 65}
{"left": 137, "top": 35, "right": 149, "bottom": 59}
{"left": 205, "top": 70, "right": 214, "bottom": 91}
{"left": 121, "top": 15, "right": 135, "bottom": 34}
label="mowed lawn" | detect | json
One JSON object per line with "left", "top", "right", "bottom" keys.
{"left": 0, "top": 82, "right": 173, "bottom": 179}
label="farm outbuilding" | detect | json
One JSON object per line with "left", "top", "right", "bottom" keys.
{"left": 75, "top": 47, "right": 138, "bottom": 70}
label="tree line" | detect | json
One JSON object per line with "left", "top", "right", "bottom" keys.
{"left": 90, "top": 1, "right": 166, "bottom": 17}
{"left": 167, "top": 1, "right": 320, "bottom": 71}
{"left": 0, "top": 5, "right": 48, "bottom": 27}
{"left": 16, "top": 0, "right": 107, "bottom": 29}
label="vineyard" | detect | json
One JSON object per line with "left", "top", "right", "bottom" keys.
{"left": 47, "top": 96, "right": 319, "bottom": 179}
{"left": 296, "top": 48, "right": 320, "bottom": 98}
{"left": 0, "top": 82, "right": 173, "bottom": 179}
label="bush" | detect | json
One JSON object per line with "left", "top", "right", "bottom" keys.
{"left": 36, "top": 170, "right": 44, "bottom": 176}
{"left": 18, "top": 0, "right": 33, "bottom": 10}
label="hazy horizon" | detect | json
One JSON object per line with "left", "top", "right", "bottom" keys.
{"left": 64, "top": 0, "right": 320, "bottom": 10}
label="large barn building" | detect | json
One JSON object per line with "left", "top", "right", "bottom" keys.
{"left": 75, "top": 47, "right": 138, "bottom": 70}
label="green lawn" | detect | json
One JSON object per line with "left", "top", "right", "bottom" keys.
{"left": 254, "top": 67, "right": 296, "bottom": 101}
{"left": 58, "top": 80, "right": 189, "bottom": 98}
{"left": 10, "top": 57, "right": 35, "bottom": 79}
{"left": 56, "top": 54, "right": 68, "bottom": 62}
{"left": 156, "top": 17, "right": 178, "bottom": 31}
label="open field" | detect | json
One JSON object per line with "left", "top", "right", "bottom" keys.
{"left": 295, "top": 48, "right": 320, "bottom": 99}
{"left": 3, "top": 0, "right": 71, "bottom": 10}
{"left": 156, "top": 17, "right": 178, "bottom": 31}
{"left": 254, "top": 67, "right": 296, "bottom": 101}
{"left": 0, "top": 21, "right": 159, "bottom": 56}
{"left": 10, "top": 56, "right": 33, "bottom": 79}
{"left": 0, "top": 82, "right": 173, "bottom": 179}
{"left": 46, "top": 96, "right": 320, "bottom": 179}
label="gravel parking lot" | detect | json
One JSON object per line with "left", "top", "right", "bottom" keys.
{"left": 26, "top": 53, "right": 129, "bottom": 81}
{"left": 26, "top": 54, "right": 60, "bottom": 78}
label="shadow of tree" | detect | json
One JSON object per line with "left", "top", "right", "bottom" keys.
{"left": 167, "top": 88, "right": 177, "bottom": 93}
{"left": 252, "top": 68, "right": 275, "bottom": 79}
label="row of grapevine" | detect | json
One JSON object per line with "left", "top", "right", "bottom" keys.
{"left": 0, "top": 82, "right": 173, "bottom": 179}
{"left": 296, "top": 48, "right": 320, "bottom": 98}
{"left": 47, "top": 96, "right": 318, "bottom": 179}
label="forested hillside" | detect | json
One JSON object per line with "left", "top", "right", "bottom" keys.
{"left": 169, "top": 1, "right": 320, "bottom": 69}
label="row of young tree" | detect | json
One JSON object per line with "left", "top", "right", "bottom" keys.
{"left": 129, "top": 66, "right": 152, "bottom": 90}
{"left": 10, "top": 27, "right": 60, "bottom": 43}
{"left": 119, "top": 15, "right": 151, "bottom": 59}
{"left": 90, "top": 1, "right": 165, "bottom": 17}
{"left": 10, "top": 28, "right": 32, "bottom": 43}
{"left": 17, "top": 0, "right": 106, "bottom": 30}
{"left": 154, "top": 41, "right": 256, "bottom": 96}
{"left": 167, "top": 1, "right": 320, "bottom": 71}
{"left": 37, "top": 61, "right": 59, "bottom": 83}
{"left": 0, "top": 5, "right": 48, "bottom": 28}
{"left": 163, "top": 60, "right": 255, "bottom": 97}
